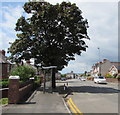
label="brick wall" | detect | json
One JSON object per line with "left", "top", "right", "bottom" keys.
{"left": 106, "top": 78, "right": 120, "bottom": 83}
{"left": 8, "top": 78, "right": 34, "bottom": 104}
{"left": 0, "top": 63, "right": 8, "bottom": 79}
{"left": 19, "top": 83, "right": 33, "bottom": 102}
{"left": 0, "top": 88, "right": 8, "bottom": 99}
{"left": 8, "top": 79, "right": 19, "bottom": 104}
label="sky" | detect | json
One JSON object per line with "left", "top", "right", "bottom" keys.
{"left": 0, "top": 0, "right": 119, "bottom": 74}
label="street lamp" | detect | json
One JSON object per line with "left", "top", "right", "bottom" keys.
{"left": 98, "top": 47, "right": 101, "bottom": 76}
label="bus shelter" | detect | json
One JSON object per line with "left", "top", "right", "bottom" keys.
{"left": 42, "top": 66, "right": 57, "bottom": 93}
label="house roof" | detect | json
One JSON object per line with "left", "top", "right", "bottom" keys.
{"left": 114, "top": 65, "right": 120, "bottom": 71}
{"left": 0, "top": 53, "right": 14, "bottom": 64}
{"left": 109, "top": 64, "right": 120, "bottom": 72}
{"left": 0, "top": 53, "right": 9, "bottom": 63}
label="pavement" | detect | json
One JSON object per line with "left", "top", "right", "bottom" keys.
{"left": 1, "top": 86, "right": 70, "bottom": 114}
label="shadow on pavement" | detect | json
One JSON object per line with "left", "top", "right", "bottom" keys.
{"left": 18, "top": 101, "right": 36, "bottom": 105}
{"left": 68, "top": 86, "right": 120, "bottom": 93}
{"left": 37, "top": 85, "right": 72, "bottom": 96}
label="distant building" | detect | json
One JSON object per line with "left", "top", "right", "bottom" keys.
{"left": 0, "top": 50, "right": 14, "bottom": 79}
{"left": 91, "top": 59, "right": 120, "bottom": 77}
{"left": 55, "top": 72, "right": 61, "bottom": 80}
{"left": 66, "top": 71, "right": 75, "bottom": 79}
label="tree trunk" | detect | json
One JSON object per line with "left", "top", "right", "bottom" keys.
{"left": 52, "top": 68, "right": 56, "bottom": 89}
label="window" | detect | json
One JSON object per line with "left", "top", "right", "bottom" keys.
{"left": 99, "top": 76, "right": 104, "bottom": 79}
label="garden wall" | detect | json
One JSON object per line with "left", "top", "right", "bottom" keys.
{"left": 8, "top": 78, "right": 34, "bottom": 104}
{"left": 0, "top": 88, "right": 8, "bottom": 99}
{"left": 19, "top": 83, "right": 33, "bottom": 102}
{"left": 106, "top": 78, "right": 120, "bottom": 83}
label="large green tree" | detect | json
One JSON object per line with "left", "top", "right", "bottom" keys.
{"left": 9, "top": 1, "right": 89, "bottom": 88}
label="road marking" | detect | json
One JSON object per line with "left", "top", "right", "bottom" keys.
{"left": 67, "top": 98, "right": 83, "bottom": 115}
{"left": 68, "top": 100, "right": 78, "bottom": 115}
{"left": 62, "top": 98, "right": 72, "bottom": 115}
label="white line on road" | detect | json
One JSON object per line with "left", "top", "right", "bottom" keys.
{"left": 62, "top": 98, "right": 72, "bottom": 115}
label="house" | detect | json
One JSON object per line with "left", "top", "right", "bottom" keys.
{"left": 109, "top": 65, "right": 120, "bottom": 76}
{"left": 23, "top": 60, "right": 38, "bottom": 75}
{"left": 91, "top": 59, "right": 120, "bottom": 77}
{"left": 0, "top": 50, "right": 14, "bottom": 79}
{"left": 66, "top": 71, "right": 75, "bottom": 79}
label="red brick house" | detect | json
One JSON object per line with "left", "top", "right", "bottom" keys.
{"left": 0, "top": 50, "right": 13, "bottom": 79}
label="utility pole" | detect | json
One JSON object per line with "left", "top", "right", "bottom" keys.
{"left": 98, "top": 47, "right": 101, "bottom": 76}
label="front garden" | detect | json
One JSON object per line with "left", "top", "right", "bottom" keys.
{"left": 1, "top": 65, "right": 41, "bottom": 104}
{"left": 1, "top": 65, "right": 41, "bottom": 88}
{"left": 105, "top": 73, "right": 120, "bottom": 79}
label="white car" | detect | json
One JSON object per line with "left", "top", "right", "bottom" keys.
{"left": 81, "top": 77, "right": 86, "bottom": 81}
{"left": 94, "top": 76, "right": 107, "bottom": 84}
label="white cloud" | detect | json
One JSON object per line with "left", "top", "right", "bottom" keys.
{"left": 0, "top": 31, "right": 15, "bottom": 49}
{"left": 1, "top": 5, "right": 23, "bottom": 34}
{"left": 0, "top": 4, "right": 23, "bottom": 52}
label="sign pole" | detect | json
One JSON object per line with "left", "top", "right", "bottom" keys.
{"left": 43, "top": 70, "right": 46, "bottom": 94}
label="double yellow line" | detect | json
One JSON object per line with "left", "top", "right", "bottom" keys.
{"left": 67, "top": 98, "right": 83, "bottom": 115}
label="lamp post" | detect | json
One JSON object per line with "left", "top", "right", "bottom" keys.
{"left": 98, "top": 47, "right": 101, "bottom": 76}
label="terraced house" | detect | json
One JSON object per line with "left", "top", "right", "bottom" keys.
{"left": 0, "top": 50, "right": 14, "bottom": 79}
{"left": 91, "top": 59, "right": 120, "bottom": 77}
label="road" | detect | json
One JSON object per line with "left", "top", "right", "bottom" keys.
{"left": 64, "top": 79, "right": 120, "bottom": 114}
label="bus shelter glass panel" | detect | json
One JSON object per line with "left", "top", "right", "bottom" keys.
{"left": 45, "top": 69, "right": 52, "bottom": 93}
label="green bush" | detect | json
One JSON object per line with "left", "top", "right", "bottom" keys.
{"left": 116, "top": 74, "right": 120, "bottom": 79}
{"left": 0, "top": 80, "right": 9, "bottom": 88}
{"left": 87, "top": 73, "right": 91, "bottom": 77}
{"left": 10, "top": 65, "right": 36, "bottom": 81}
{"left": 61, "top": 74, "right": 66, "bottom": 78}
{"left": 2, "top": 81, "right": 9, "bottom": 87}
{"left": 34, "top": 76, "right": 41, "bottom": 88}
{"left": 105, "top": 73, "right": 114, "bottom": 78}
{"left": 0, "top": 98, "right": 8, "bottom": 105}
{"left": 87, "top": 77, "right": 94, "bottom": 80}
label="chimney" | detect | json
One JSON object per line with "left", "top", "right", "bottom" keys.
{"left": 0, "top": 50, "right": 5, "bottom": 56}
{"left": 103, "top": 59, "right": 107, "bottom": 62}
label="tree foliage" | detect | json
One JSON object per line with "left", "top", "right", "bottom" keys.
{"left": 9, "top": 1, "right": 89, "bottom": 70}
{"left": 10, "top": 65, "right": 36, "bottom": 81}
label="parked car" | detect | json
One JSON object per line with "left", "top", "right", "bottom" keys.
{"left": 61, "top": 78, "right": 66, "bottom": 81}
{"left": 94, "top": 76, "right": 107, "bottom": 84}
{"left": 81, "top": 77, "right": 86, "bottom": 81}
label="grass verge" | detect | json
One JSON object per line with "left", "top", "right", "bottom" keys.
{"left": 0, "top": 98, "right": 8, "bottom": 105}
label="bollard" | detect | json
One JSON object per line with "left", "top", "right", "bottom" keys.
{"left": 67, "top": 82, "right": 68, "bottom": 86}
{"left": 64, "top": 84, "right": 66, "bottom": 90}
